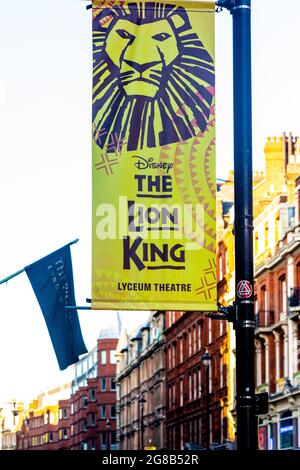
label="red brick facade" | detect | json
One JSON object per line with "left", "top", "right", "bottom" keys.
{"left": 165, "top": 310, "right": 229, "bottom": 449}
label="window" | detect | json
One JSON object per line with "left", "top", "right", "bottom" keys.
{"left": 193, "top": 326, "right": 196, "bottom": 353}
{"left": 167, "top": 347, "right": 171, "bottom": 370}
{"left": 110, "top": 431, "right": 117, "bottom": 446}
{"left": 82, "top": 359, "right": 88, "bottom": 374}
{"left": 101, "top": 432, "right": 106, "bottom": 448}
{"left": 198, "top": 323, "right": 201, "bottom": 351}
{"left": 172, "top": 343, "right": 176, "bottom": 368}
{"left": 219, "top": 320, "right": 224, "bottom": 337}
{"left": 60, "top": 408, "right": 67, "bottom": 419}
{"left": 110, "top": 377, "right": 116, "bottom": 391}
{"left": 49, "top": 432, "right": 53, "bottom": 443}
{"left": 280, "top": 411, "right": 294, "bottom": 449}
{"left": 179, "top": 378, "right": 183, "bottom": 407}
{"left": 193, "top": 370, "right": 197, "bottom": 400}
{"left": 82, "top": 441, "right": 88, "bottom": 451}
{"left": 179, "top": 336, "right": 183, "bottom": 363}
{"left": 83, "top": 396, "right": 88, "bottom": 408}
{"left": 264, "top": 222, "right": 269, "bottom": 249}
{"left": 208, "top": 318, "right": 212, "bottom": 344}
{"left": 83, "top": 419, "right": 88, "bottom": 431}
{"left": 110, "top": 405, "right": 116, "bottom": 419}
{"left": 189, "top": 374, "right": 192, "bottom": 401}
{"left": 169, "top": 311, "right": 175, "bottom": 326}
{"left": 218, "top": 253, "right": 223, "bottom": 280}
{"left": 93, "top": 350, "right": 98, "bottom": 364}
{"left": 152, "top": 326, "right": 158, "bottom": 341}
{"left": 101, "top": 378, "right": 106, "bottom": 391}
{"left": 63, "top": 429, "right": 68, "bottom": 440}
{"left": 110, "top": 350, "right": 117, "bottom": 364}
{"left": 71, "top": 403, "right": 74, "bottom": 415}
{"left": 279, "top": 276, "right": 287, "bottom": 313}
{"left": 189, "top": 420, "right": 193, "bottom": 442}
{"left": 188, "top": 330, "right": 192, "bottom": 356}
{"left": 90, "top": 389, "right": 96, "bottom": 401}
{"left": 261, "top": 285, "right": 267, "bottom": 310}
{"left": 100, "top": 405, "right": 106, "bottom": 419}
{"left": 90, "top": 413, "right": 96, "bottom": 426}
{"left": 90, "top": 438, "right": 96, "bottom": 450}
{"left": 172, "top": 383, "right": 176, "bottom": 408}
{"left": 198, "top": 368, "right": 202, "bottom": 397}
{"left": 180, "top": 423, "right": 184, "bottom": 450}
{"left": 101, "top": 350, "right": 107, "bottom": 364}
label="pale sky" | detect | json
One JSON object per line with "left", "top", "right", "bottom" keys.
{"left": 0, "top": 0, "right": 299, "bottom": 403}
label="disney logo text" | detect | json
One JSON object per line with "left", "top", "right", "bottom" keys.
{"left": 132, "top": 156, "right": 173, "bottom": 174}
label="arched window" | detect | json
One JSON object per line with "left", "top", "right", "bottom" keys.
{"left": 279, "top": 275, "right": 287, "bottom": 313}
{"left": 264, "top": 222, "right": 269, "bottom": 249}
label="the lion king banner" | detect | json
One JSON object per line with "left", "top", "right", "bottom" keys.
{"left": 92, "top": 0, "right": 216, "bottom": 311}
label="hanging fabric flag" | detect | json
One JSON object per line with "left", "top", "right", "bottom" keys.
{"left": 92, "top": 0, "right": 216, "bottom": 311}
{"left": 25, "top": 244, "right": 87, "bottom": 370}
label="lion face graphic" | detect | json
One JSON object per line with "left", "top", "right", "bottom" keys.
{"left": 93, "top": 2, "right": 215, "bottom": 151}
{"left": 105, "top": 19, "right": 180, "bottom": 98}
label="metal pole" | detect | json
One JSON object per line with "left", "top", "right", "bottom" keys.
{"left": 205, "top": 364, "right": 210, "bottom": 450}
{"left": 232, "top": 0, "right": 256, "bottom": 450}
{"left": 217, "top": 0, "right": 257, "bottom": 451}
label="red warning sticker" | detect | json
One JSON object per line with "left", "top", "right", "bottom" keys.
{"left": 237, "top": 280, "right": 253, "bottom": 299}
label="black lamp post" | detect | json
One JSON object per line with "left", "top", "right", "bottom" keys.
{"left": 139, "top": 395, "right": 147, "bottom": 450}
{"left": 202, "top": 351, "right": 211, "bottom": 450}
{"left": 105, "top": 418, "right": 111, "bottom": 451}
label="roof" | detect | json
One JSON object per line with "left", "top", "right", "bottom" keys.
{"left": 116, "top": 327, "right": 129, "bottom": 354}
{"left": 98, "top": 311, "right": 122, "bottom": 339}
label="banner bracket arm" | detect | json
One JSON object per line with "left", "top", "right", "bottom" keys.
{"left": 0, "top": 239, "right": 79, "bottom": 286}
{"left": 216, "top": 0, "right": 235, "bottom": 11}
{"left": 207, "top": 302, "right": 236, "bottom": 328}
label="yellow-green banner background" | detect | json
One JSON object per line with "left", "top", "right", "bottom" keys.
{"left": 92, "top": 0, "right": 216, "bottom": 310}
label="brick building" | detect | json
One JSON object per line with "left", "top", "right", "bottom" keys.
{"left": 253, "top": 133, "right": 300, "bottom": 450}
{"left": 0, "top": 401, "right": 25, "bottom": 450}
{"left": 16, "top": 318, "right": 119, "bottom": 450}
{"left": 16, "top": 386, "right": 70, "bottom": 450}
{"left": 116, "top": 311, "right": 165, "bottom": 450}
{"left": 164, "top": 179, "right": 236, "bottom": 450}
{"left": 164, "top": 309, "right": 230, "bottom": 449}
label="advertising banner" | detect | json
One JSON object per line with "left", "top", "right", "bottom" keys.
{"left": 92, "top": 0, "right": 216, "bottom": 310}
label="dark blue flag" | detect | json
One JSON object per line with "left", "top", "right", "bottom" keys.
{"left": 25, "top": 244, "right": 87, "bottom": 370}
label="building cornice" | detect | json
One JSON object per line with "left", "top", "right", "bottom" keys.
{"left": 255, "top": 231, "right": 300, "bottom": 277}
